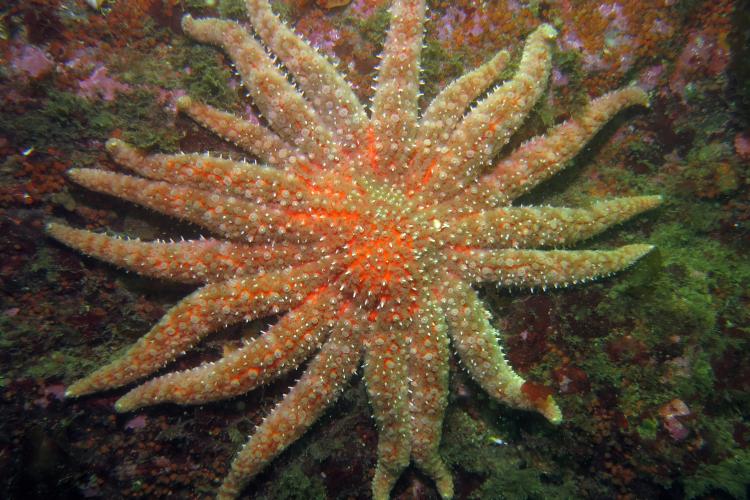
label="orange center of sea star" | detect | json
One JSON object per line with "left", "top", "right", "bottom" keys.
{"left": 333, "top": 181, "right": 428, "bottom": 307}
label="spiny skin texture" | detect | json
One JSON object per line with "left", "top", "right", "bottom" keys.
{"left": 48, "top": 1, "right": 662, "bottom": 498}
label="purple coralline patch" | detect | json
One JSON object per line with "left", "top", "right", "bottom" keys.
{"left": 124, "top": 415, "right": 148, "bottom": 431}
{"left": 670, "top": 28, "right": 731, "bottom": 101}
{"left": 435, "top": 7, "right": 467, "bottom": 42}
{"left": 638, "top": 63, "right": 666, "bottom": 92}
{"left": 77, "top": 66, "right": 131, "bottom": 102}
{"left": 349, "top": 0, "right": 380, "bottom": 17}
{"left": 304, "top": 26, "right": 342, "bottom": 54}
{"left": 33, "top": 384, "right": 66, "bottom": 409}
{"left": 10, "top": 44, "right": 55, "bottom": 80}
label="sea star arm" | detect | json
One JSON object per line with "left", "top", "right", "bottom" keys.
{"left": 370, "top": 0, "right": 426, "bottom": 176}
{"left": 451, "top": 244, "right": 654, "bottom": 289}
{"left": 181, "top": 15, "right": 336, "bottom": 166}
{"left": 217, "top": 309, "right": 362, "bottom": 500}
{"left": 104, "top": 139, "right": 312, "bottom": 207}
{"left": 49, "top": 223, "right": 253, "bottom": 283}
{"left": 363, "top": 313, "right": 412, "bottom": 500}
{"left": 244, "top": 0, "right": 368, "bottom": 145}
{"left": 66, "top": 168, "right": 344, "bottom": 243}
{"left": 418, "top": 24, "right": 556, "bottom": 201}
{"left": 468, "top": 86, "right": 650, "bottom": 208}
{"left": 406, "top": 49, "right": 510, "bottom": 189}
{"left": 65, "top": 261, "right": 337, "bottom": 397}
{"left": 115, "top": 287, "right": 341, "bottom": 411}
{"left": 416, "top": 50, "right": 509, "bottom": 149}
{"left": 443, "top": 196, "right": 662, "bottom": 249}
{"left": 175, "top": 96, "right": 300, "bottom": 168}
{"left": 46, "top": 222, "right": 334, "bottom": 283}
{"left": 408, "top": 292, "right": 453, "bottom": 499}
{"left": 439, "top": 277, "right": 562, "bottom": 422}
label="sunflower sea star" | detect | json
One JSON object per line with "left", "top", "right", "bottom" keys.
{"left": 48, "top": 1, "right": 661, "bottom": 498}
